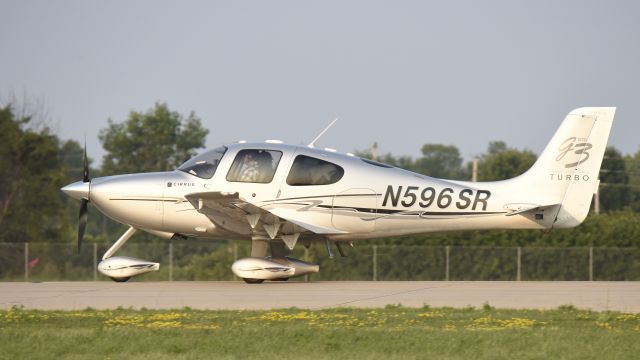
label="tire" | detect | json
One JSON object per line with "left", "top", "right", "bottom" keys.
{"left": 110, "top": 277, "right": 131, "bottom": 283}
{"left": 242, "top": 278, "right": 264, "bottom": 284}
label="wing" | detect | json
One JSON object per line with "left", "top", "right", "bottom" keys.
{"left": 184, "top": 191, "right": 342, "bottom": 250}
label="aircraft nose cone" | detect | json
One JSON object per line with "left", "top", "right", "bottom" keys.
{"left": 61, "top": 181, "right": 90, "bottom": 201}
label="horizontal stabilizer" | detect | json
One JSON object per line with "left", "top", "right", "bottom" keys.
{"left": 503, "top": 203, "right": 559, "bottom": 217}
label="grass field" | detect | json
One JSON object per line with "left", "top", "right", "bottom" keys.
{"left": 1, "top": 305, "right": 639, "bottom": 359}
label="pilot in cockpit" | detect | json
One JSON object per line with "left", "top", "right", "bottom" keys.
{"left": 238, "top": 152, "right": 259, "bottom": 182}
{"left": 238, "top": 150, "right": 274, "bottom": 183}
{"left": 254, "top": 151, "right": 274, "bottom": 182}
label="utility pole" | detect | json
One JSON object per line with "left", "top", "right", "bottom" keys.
{"left": 471, "top": 158, "right": 478, "bottom": 182}
{"left": 371, "top": 142, "right": 378, "bottom": 161}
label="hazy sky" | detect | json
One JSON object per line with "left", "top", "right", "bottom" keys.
{"left": 1, "top": 0, "right": 639, "bottom": 166}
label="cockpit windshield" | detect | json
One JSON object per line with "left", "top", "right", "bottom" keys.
{"left": 178, "top": 146, "right": 227, "bottom": 179}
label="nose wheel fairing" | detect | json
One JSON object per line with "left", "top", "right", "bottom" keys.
{"left": 98, "top": 256, "right": 160, "bottom": 279}
{"left": 97, "top": 226, "right": 160, "bottom": 281}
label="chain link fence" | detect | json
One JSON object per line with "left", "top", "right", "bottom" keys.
{"left": 1, "top": 241, "right": 639, "bottom": 281}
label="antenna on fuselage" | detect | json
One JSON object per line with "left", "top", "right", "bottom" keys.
{"left": 307, "top": 117, "right": 338, "bottom": 148}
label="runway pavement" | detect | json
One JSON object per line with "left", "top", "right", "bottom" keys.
{"left": 0, "top": 281, "right": 638, "bottom": 312}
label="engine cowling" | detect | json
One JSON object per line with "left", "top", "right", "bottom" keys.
{"left": 98, "top": 256, "right": 159, "bottom": 280}
{"left": 231, "top": 257, "right": 319, "bottom": 280}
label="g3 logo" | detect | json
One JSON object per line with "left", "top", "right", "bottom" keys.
{"left": 556, "top": 137, "right": 593, "bottom": 169}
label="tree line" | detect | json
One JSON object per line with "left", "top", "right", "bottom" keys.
{"left": 1, "top": 101, "right": 640, "bottom": 248}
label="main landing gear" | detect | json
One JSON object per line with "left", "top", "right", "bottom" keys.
{"left": 232, "top": 237, "right": 318, "bottom": 283}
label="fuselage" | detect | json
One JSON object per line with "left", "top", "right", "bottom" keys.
{"left": 70, "top": 141, "right": 551, "bottom": 243}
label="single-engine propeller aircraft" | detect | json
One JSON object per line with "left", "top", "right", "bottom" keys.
{"left": 62, "top": 107, "right": 615, "bottom": 283}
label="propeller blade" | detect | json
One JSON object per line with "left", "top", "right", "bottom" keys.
{"left": 78, "top": 198, "right": 88, "bottom": 254}
{"left": 82, "top": 141, "right": 89, "bottom": 183}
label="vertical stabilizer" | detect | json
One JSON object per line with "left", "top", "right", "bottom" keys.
{"left": 516, "top": 107, "right": 615, "bottom": 228}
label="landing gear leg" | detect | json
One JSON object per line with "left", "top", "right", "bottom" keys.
{"left": 103, "top": 226, "right": 137, "bottom": 260}
{"left": 250, "top": 236, "right": 269, "bottom": 258}
{"left": 236, "top": 236, "right": 270, "bottom": 284}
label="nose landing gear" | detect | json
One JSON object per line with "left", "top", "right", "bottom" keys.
{"left": 97, "top": 227, "right": 160, "bottom": 282}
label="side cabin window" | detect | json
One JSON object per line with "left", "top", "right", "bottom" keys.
{"left": 286, "top": 155, "right": 344, "bottom": 186}
{"left": 226, "top": 149, "right": 282, "bottom": 183}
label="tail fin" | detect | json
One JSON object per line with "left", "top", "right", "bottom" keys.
{"left": 517, "top": 107, "right": 615, "bottom": 228}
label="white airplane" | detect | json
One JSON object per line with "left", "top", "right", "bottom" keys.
{"left": 61, "top": 107, "right": 615, "bottom": 283}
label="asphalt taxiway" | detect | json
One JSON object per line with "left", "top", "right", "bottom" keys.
{"left": 1, "top": 281, "right": 638, "bottom": 312}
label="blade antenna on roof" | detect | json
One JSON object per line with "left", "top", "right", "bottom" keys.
{"left": 307, "top": 117, "right": 338, "bottom": 148}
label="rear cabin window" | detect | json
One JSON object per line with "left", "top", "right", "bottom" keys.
{"left": 226, "top": 149, "right": 283, "bottom": 183}
{"left": 286, "top": 155, "right": 344, "bottom": 186}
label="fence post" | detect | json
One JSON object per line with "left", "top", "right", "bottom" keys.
{"left": 169, "top": 241, "right": 173, "bottom": 282}
{"left": 589, "top": 247, "right": 593, "bottom": 281}
{"left": 93, "top": 242, "right": 98, "bottom": 281}
{"left": 445, "top": 246, "right": 450, "bottom": 281}
{"left": 232, "top": 242, "right": 239, "bottom": 281}
{"left": 24, "top": 242, "right": 29, "bottom": 281}
{"left": 372, "top": 245, "right": 377, "bottom": 281}
{"left": 517, "top": 246, "right": 521, "bottom": 281}
{"left": 304, "top": 247, "right": 310, "bottom": 282}
{"left": 233, "top": 243, "right": 238, "bottom": 262}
